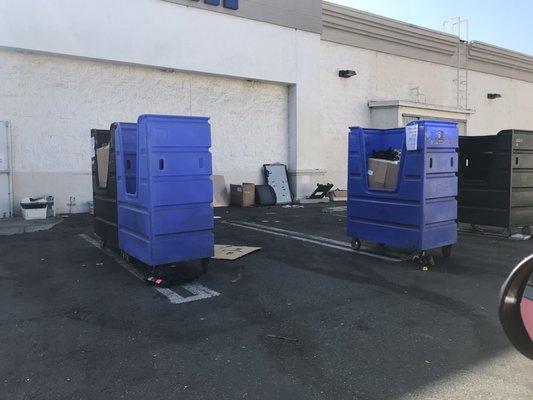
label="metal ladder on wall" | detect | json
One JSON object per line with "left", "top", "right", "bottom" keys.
{"left": 443, "top": 17, "right": 470, "bottom": 110}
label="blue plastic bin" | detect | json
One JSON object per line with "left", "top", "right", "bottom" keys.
{"left": 347, "top": 120, "right": 458, "bottom": 256}
{"left": 115, "top": 115, "right": 214, "bottom": 267}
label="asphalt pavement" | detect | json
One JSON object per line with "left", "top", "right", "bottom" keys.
{"left": 0, "top": 205, "right": 531, "bottom": 399}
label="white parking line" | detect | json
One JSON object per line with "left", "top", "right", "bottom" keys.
{"left": 222, "top": 221, "right": 403, "bottom": 262}
{"left": 79, "top": 234, "right": 220, "bottom": 304}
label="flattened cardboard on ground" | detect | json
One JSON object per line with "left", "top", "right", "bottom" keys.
{"left": 213, "top": 245, "right": 261, "bottom": 260}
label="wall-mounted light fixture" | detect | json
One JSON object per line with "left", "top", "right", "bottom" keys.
{"left": 339, "top": 70, "right": 357, "bottom": 78}
{"left": 487, "top": 93, "right": 502, "bottom": 99}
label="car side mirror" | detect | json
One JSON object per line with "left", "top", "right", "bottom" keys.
{"left": 499, "top": 255, "right": 533, "bottom": 359}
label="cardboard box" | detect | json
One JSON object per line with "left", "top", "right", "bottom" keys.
{"left": 367, "top": 158, "right": 399, "bottom": 190}
{"left": 327, "top": 189, "right": 347, "bottom": 202}
{"left": 230, "top": 183, "right": 255, "bottom": 207}
{"left": 384, "top": 161, "right": 399, "bottom": 189}
{"left": 96, "top": 144, "right": 110, "bottom": 189}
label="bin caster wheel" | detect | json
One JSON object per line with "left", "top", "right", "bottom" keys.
{"left": 522, "top": 226, "right": 531, "bottom": 236}
{"left": 414, "top": 251, "right": 434, "bottom": 270}
{"left": 201, "top": 258, "right": 209, "bottom": 274}
{"left": 121, "top": 251, "right": 130, "bottom": 263}
{"left": 351, "top": 238, "right": 361, "bottom": 251}
{"left": 442, "top": 245, "right": 452, "bottom": 258}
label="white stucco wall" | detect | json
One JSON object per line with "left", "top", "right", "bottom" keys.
{"left": 0, "top": 0, "right": 323, "bottom": 201}
{"left": 0, "top": 48, "right": 288, "bottom": 213}
{"left": 320, "top": 40, "right": 533, "bottom": 189}
{"left": 2, "top": 1, "right": 532, "bottom": 211}
{"left": 0, "top": 0, "right": 298, "bottom": 84}
{"left": 468, "top": 71, "right": 533, "bottom": 134}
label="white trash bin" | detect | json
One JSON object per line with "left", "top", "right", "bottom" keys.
{"left": 20, "top": 197, "right": 48, "bottom": 220}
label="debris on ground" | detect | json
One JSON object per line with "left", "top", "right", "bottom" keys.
{"left": 214, "top": 216, "right": 222, "bottom": 219}
{"left": 322, "top": 206, "right": 347, "bottom": 214}
{"left": 212, "top": 245, "right": 261, "bottom": 261}
{"left": 230, "top": 273, "right": 242, "bottom": 284}
{"left": 307, "top": 183, "right": 334, "bottom": 200}
{"left": 145, "top": 276, "right": 165, "bottom": 287}
{"left": 510, "top": 233, "right": 531, "bottom": 240}
{"left": 282, "top": 205, "right": 304, "bottom": 209}
{"left": 95, "top": 262, "right": 103, "bottom": 266}
{"left": 266, "top": 334, "right": 299, "bottom": 343}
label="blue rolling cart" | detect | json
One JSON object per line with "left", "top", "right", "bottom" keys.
{"left": 347, "top": 120, "right": 459, "bottom": 266}
{"left": 93, "top": 114, "right": 214, "bottom": 274}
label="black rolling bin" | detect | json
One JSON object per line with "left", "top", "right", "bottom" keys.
{"left": 91, "top": 125, "right": 119, "bottom": 248}
{"left": 458, "top": 129, "right": 533, "bottom": 235}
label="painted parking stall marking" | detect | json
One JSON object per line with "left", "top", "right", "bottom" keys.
{"left": 79, "top": 234, "right": 220, "bottom": 304}
{"left": 223, "top": 220, "right": 403, "bottom": 262}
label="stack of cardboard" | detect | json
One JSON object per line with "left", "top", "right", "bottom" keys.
{"left": 230, "top": 183, "right": 256, "bottom": 207}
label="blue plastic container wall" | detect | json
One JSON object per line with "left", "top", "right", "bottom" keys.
{"left": 115, "top": 115, "right": 214, "bottom": 267}
{"left": 347, "top": 120, "right": 459, "bottom": 251}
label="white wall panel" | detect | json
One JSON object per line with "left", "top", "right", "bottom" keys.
{"left": 0, "top": 49, "right": 288, "bottom": 213}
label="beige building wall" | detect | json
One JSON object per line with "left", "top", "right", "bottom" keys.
{"left": 320, "top": 40, "right": 533, "bottom": 189}
{"left": 0, "top": 49, "right": 288, "bottom": 213}
{"left": 1, "top": 0, "right": 532, "bottom": 212}
{"left": 468, "top": 71, "right": 533, "bottom": 134}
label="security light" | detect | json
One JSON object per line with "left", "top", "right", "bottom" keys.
{"left": 339, "top": 70, "right": 357, "bottom": 78}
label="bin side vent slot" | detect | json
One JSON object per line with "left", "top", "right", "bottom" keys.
{"left": 516, "top": 157, "right": 519, "bottom": 166}
{"left": 430, "top": 158, "right": 433, "bottom": 168}
{"left": 451, "top": 157, "right": 454, "bottom": 167}
{"left": 159, "top": 159, "right": 165, "bottom": 170}
{"left": 465, "top": 158, "right": 469, "bottom": 167}
{"left": 121, "top": 128, "right": 138, "bottom": 195}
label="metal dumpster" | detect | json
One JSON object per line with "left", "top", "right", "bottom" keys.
{"left": 458, "top": 129, "right": 533, "bottom": 235}
{"left": 347, "top": 120, "right": 459, "bottom": 264}
{"left": 92, "top": 115, "right": 214, "bottom": 269}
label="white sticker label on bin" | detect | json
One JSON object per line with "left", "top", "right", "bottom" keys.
{"left": 406, "top": 125, "right": 418, "bottom": 151}
{"left": 367, "top": 170, "right": 374, "bottom": 176}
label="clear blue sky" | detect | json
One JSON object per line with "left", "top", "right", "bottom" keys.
{"left": 330, "top": 0, "right": 533, "bottom": 55}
